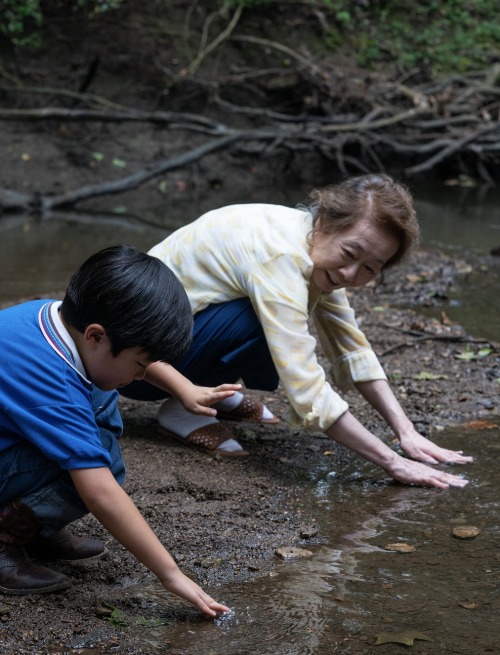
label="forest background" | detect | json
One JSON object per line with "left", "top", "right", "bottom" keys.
{"left": 0, "top": 3, "right": 499, "bottom": 654}
{"left": 1, "top": 0, "right": 500, "bottom": 216}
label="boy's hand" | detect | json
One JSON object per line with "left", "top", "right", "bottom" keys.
{"left": 144, "top": 363, "right": 241, "bottom": 417}
{"left": 180, "top": 383, "right": 242, "bottom": 417}
{"left": 160, "top": 569, "right": 231, "bottom": 617}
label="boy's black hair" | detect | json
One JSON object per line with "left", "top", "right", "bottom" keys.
{"left": 60, "top": 245, "right": 193, "bottom": 363}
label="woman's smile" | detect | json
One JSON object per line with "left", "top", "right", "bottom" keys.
{"left": 310, "top": 219, "right": 399, "bottom": 293}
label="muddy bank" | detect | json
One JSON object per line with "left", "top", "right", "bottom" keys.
{"left": 0, "top": 246, "right": 498, "bottom": 654}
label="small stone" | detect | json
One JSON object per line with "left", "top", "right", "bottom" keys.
{"left": 452, "top": 526, "right": 480, "bottom": 539}
{"left": 275, "top": 546, "right": 313, "bottom": 560}
{"left": 300, "top": 526, "right": 319, "bottom": 539}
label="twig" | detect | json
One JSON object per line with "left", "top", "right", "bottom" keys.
{"left": 405, "top": 122, "right": 500, "bottom": 175}
{"left": 184, "top": 5, "right": 243, "bottom": 76}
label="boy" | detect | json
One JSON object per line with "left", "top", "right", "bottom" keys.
{"left": 0, "top": 245, "right": 231, "bottom": 617}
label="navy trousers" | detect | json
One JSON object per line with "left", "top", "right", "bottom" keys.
{"left": 121, "top": 298, "right": 279, "bottom": 401}
{"left": 0, "top": 388, "right": 125, "bottom": 536}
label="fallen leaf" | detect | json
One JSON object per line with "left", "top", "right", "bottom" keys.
{"left": 455, "top": 346, "right": 493, "bottom": 361}
{"left": 455, "top": 349, "right": 476, "bottom": 361}
{"left": 458, "top": 602, "right": 479, "bottom": 609}
{"left": 374, "top": 630, "right": 433, "bottom": 646}
{"left": 462, "top": 420, "right": 497, "bottom": 431}
{"left": 384, "top": 543, "right": 416, "bottom": 553}
{"left": 414, "top": 371, "right": 449, "bottom": 380}
{"left": 441, "top": 311, "right": 452, "bottom": 326}
{"left": 405, "top": 274, "right": 424, "bottom": 283}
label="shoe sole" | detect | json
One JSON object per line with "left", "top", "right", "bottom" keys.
{"left": 0, "top": 578, "right": 71, "bottom": 596}
{"left": 27, "top": 546, "right": 108, "bottom": 566}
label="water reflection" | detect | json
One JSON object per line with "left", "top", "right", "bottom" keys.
{"left": 1, "top": 189, "right": 499, "bottom": 347}
{"left": 415, "top": 183, "right": 500, "bottom": 253}
{"left": 0, "top": 211, "right": 168, "bottom": 304}
{"left": 105, "top": 449, "right": 487, "bottom": 655}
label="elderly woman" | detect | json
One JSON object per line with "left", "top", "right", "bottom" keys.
{"left": 123, "top": 174, "right": 471, "bottom": 488}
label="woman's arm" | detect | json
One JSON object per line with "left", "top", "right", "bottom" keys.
{"left": 325, "top": 411, "right": 468, "bottom": 488}
{"left": 354, "top": 379, "right": 473, "bottom": 464}
{"left": 70, "top": 467, "right": 229, "bottom": 617}
{"left": 144, "top": 362, "right": 241, "bottom": 416}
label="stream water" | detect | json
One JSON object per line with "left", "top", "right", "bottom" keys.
{"left": 106, "top": 427, "right": 499, "bottom": 655}
{"left": 1, "top": 183, "right": 499, "bottom": 654}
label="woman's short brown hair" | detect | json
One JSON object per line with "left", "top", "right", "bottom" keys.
{"left": 308, "top": 173, "right": 420, "bottom": 270}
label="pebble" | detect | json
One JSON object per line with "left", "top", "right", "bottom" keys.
{"left": 452, "top": 525, "right": 480, "bottom": 539}
{"left": 300, "top": 526, "right": 319, "bottom": 539}
{"left": 275, "top": 546, "right": 313, "bottom": 560}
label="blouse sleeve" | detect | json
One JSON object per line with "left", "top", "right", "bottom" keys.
{"left": 313, "top": 290, "right": 387, "bottom": 392}
{"left": 245, "top": 252, "right": 349, "bottom": 432}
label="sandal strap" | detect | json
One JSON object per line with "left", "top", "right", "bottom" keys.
{"left": 216, "top": 397, "right": 279, "bottom": 424}
{"left": 235, "top": 398, "right": 264, "bottom": 421}
{"left": 185, "top": 423, "right": 237, "bottom": 451}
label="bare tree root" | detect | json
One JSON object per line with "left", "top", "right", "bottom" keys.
{"left": 2, "top": 24, "right": 500, "bottom": 213}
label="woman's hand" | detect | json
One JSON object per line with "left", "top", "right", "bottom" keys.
{"left": 354, "top": 379, "right": 473, "bottom": 468}
{"left": 325, "top": 411, "right": 470, "bottom": 489}
{"left": 178, "top": 383, "right": 242, "bottom": 417}
{"left": 160, "top": 569, "right": 231, "bottom": 618}
{"left": 398, "top": 428, "right": 474, "bottom": 465}
{"left": 385, "top": 454, "right": 468, "bottom": 489}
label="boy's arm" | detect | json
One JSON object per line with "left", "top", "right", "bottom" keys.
{"left": 70, "top": 467, "right": 229, "bottom": 617}
{"left": 144, "top": 361, "right": 241, "bottom": 416}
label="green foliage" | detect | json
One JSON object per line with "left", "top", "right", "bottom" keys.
{"left": 321, "top": 0, "right": 500, "bottom": 74}
{"left": 0, "top": 0, "right": 43, "bottom": 47}
{"left": 106, "top": 607, "right": 128, "bottom": 627}
{"left": 75, "top": 0, "right": 124, "bottom": 15}
{"left": 0, "top": 0, "right": 125, "bottom": 47}
{"left": 3, "top": 0, "right": 499, "bottom": 76}
{"left": 221, "top": 0, "right": 500, "bottom": 75}
{"left": 222, "top": 0, "right": 273, "bottom": 7}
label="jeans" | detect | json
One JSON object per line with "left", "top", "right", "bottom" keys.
{"left": 121, "top": 297, "right": 280, "bottom": 402}
{"left": 0, "top": 388, "right": 124, "bottom": 537}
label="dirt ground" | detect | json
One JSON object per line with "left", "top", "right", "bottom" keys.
{"left": 0, "top": 4, "right": 499, "bottom": 653}
{"left": 0, "top": 245, "right": 498, "bottom": 654}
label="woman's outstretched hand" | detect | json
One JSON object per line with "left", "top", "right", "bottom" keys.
{"left": 385, "top": 455, "right": 468, "bottom": 489}
{"left": 325, "top": 411, "right": 470, "bottom": 489}
{"left": 398, "top": 428, "right": 474, "bottom": 465}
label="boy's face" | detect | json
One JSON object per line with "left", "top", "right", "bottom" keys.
{"left": 81, "top": 325, "right": 153, "bottom": 390}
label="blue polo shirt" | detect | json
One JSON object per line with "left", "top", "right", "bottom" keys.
{"left": 0, "top": 300, "right": 112, "bottom": 470}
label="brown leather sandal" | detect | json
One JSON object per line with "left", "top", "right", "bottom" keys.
{"left": 216, "top": 397, "right": 280, "bottom": 424}
{"left": 158, "top": 424, "right": 249, "bottom": 457}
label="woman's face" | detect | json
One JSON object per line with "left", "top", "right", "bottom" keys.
{"left": 310, "top": 218, "right": 399, "bottom": 292}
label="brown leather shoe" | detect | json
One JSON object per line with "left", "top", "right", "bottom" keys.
{"left": 0, "top": 544, "right": 70, "bottom": 595}
{"left": 26, "top": 527, "right": 106, "bottom": 563}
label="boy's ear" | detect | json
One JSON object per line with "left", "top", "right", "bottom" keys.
{"left": 83, "top": 324, "right": 109, "bottom": 349}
